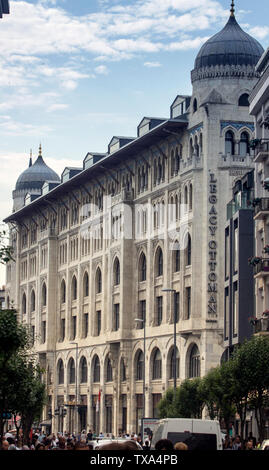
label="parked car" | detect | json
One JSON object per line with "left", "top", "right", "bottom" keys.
{"left": 151, "top": 418, "right": 223, "bottom": 450}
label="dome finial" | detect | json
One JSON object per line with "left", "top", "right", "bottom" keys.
{"left": 29, "top": 149, "right": 32, "bottom": 167}
{"left": 39, "top": 143, "right": 42, "bottom": 157}
{"left": 230, "top": 0, "right": 235, "bottom": 17}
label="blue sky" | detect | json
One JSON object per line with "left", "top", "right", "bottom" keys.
{"left": 0, "top": 0, "right": 268, "bottom": 225}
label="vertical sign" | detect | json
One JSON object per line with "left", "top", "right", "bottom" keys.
{"left": 208, "top": 173, "right": 218, "bottom": 318}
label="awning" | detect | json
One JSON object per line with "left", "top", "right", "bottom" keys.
{"left": 39, "top": 419, "right": 52, "bottom": 427}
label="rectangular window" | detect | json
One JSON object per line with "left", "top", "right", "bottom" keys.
{"left": 60, "top": 319, "right": 65, "bottom": 342}
{"left": 225, "top": 288, "right": 229, "bottom": 340}
{"left": 41, "top": 321, "right": 46, "bottom": 344}
{"left": 233, "top": 282, "right": 238, "bottom": 336}
{"left": 233, "top": 221, "right": 238, "bottom": 274}
{"left": 113, "top": 304, "right": 120, "bottom": 331}
{"left": 138, "top": 300, "right": 146, "bottom": 328}
{"left": 97, "top": 311, "right": 101, "bottom": 336}
{"left": 186, "top": 287, "right": 191, "bottom": 319}
{"left": 84, "top": 313, "right": 88, "bottom": 338}
{"left": 71, "top": 316, "right": 77, "bottom": 340}
{"left": 174, "top": 292, "right": 180, "bottom": 323}
{"left": 225, "top": 227, "right": 230, "bottom": 279}
{"left": 156, "top": 296, "right": 163, "bottom": 326}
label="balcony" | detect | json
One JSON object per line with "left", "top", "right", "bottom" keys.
{"left": 254, "top": 317, "right": 269, "bottom": 335}
{"left": 253, "top": 198, "right": 269, "bottom": 220}
{"left": 254, "top": 258, "right": 269, "bottom": 278}
{"left": 39, "top": 227, "right": 57, "bottom": 240}
{"left": 219, "top": 153, "right": 253, "bottom": 170}
{"left": 253, "top": 139, "right": 269, "bottom": 163}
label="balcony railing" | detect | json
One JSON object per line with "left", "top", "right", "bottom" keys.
{"left": 254, "top": 139, "right": 269, "bottom": 163}
{"left": 253, "top": 197, "right": 269, "bottom": 219}
{"left": 254, "top": 258, "right": 269, "bottom": 277}
{"left": 254, "top": 317, "right": 269, "bottom": 334}
{"left": 40, "top": 227, "right": 57, "bottom": 240}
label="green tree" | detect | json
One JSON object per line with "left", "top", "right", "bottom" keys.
{"left": 231, "top": 336, "right": 269, "bottom": 441}
{"left": 0, "top": 309, "right": 46, "bottom": 446}
{"left": 158, "top": 378, "right": 204, "bottom": 419}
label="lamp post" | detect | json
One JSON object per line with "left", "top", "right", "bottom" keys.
{"left": 70, "top": 341, "right": 78, "bottom": 434}
{"left": 162, "top": 288, "right": 177, "bottom": 396}
{"left": 134, "top": 315, "right": 146, "bottom": 433}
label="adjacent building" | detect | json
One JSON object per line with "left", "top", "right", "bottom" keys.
{"left": 4, "top": 6, "right": 264, "bottom": 435}
{"left": 0, "top": 0, "right": 9, "bottom": 18}
{"left": 223, "top": 169, "right": 255, "bottom": 361}
{"left": 249, "top": 48, "right": 269, "bottom": 337}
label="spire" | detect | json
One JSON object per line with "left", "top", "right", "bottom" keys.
{"left": 39, "top": 143, "right": 42, "bottom": 157}
{"left": 29, "top": 149, "right": 32, "bottom": 167}
{"left": 230, "top": 0, "right": 235, "bottom": 17}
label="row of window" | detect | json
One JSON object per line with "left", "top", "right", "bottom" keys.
{"left": 21, "top": 242, "right": 192, "bottom": 315}
{"left": 57, "top": 344, "right": 201, "bottom": 386}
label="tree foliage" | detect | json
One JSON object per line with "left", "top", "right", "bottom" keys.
{"left": 158, "top": 336, "right": 269, "bottom": 441}
{"left": 0, "top": 309, "right": 46, "bottom": 446}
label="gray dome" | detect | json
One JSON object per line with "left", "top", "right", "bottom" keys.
{"left": 194, "top": 14, "right": 264, "bottom": 71}
{"left": 15, "top": 153, "right": 60, "bottom": 191}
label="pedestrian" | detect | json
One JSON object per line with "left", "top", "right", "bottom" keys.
{"left": 2, "top": 440, "right": 9, "bottom": 451}
{"left": 87, "top": 429, "right": 93, "bottom": 442}
{"left": 155, "top": 439, "right": 174, "bottom": 451}
{"left": 174, "top": 442, "right": 188, "bottom": 450}
{"left": 142, "top": 440, "right": 150, "bottom": 450}
{"left": 232, "top": 435, "right": 242, "bottom": 450}
{"left": 245, "top": 440, "right": 254, "bottom": 450}
{"left": 247, "top": 432, "right": 256, "bottom": 448}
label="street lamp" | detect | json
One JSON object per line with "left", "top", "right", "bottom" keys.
{"left": 134, "top": 315, "right": 146, "bottom": 432}
{"left": 70, "top": 341, "right": 79, "bottom": 434}
{"left": 162, "top": 288, "right": 178, "bottom": 396}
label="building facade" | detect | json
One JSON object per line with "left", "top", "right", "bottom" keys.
{"left": 0, "top": 0, "right": 9, "bottom": 18}
{"left": 223, "top": 170, "right": 255, "bottom": 361}
{"left": 4, "top": 6, "right": 264, "bottom": 435}
{"left": 249, "top": 47, "right": 269, "bottom": 337}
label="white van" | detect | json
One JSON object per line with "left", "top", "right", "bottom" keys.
{"left": 151, "top": 418, "right": 223, "bottom": 450}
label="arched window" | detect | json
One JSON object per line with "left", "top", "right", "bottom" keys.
{"left": 42, "top": 283, "right": 47, "bottom": 307}
{"left": 80, "top": 356, "right": 88, "bottom": 383}
{"left": 152, "top": 349, "right": 162, "bottom": 380}
{"left": 61, "top": 279, "right": 66, "bottom": 304}
{"left": 93, "top": 356, "right": 100, "bottom": 383}
{"left": 71, "top": 276, "right": 77, "bottom": 301}
{"left": 114, "top": 258, "right": 120, "bottom": 286}
{"left": 184, "top": 185, "right": 188, "bottom": 206}
{"left": 238, "top": 93, "right": 249, "bottom": 107}
{"left": 58, "top": 359, "right": 64, "bottom": 385}
{"left": 139, "top": 252, "right": 147, "bottom": 282}
{"left": 239, "top": 132, "right": 250, "bottom": 155}
{"left": 169, "top": 347, "right": 180, "bottom": 379}
{"left": 68, "top": 358, "right": 75, "bottom": 384}
{"left": 22, "top": 292, "right": 26, "bottom": 315}
{"left": 199, "top": 133, "right": 203, "bottom": 154}
{"left": 189, "top": 138, "right": 194, "bottom": 158}
{"left": 156, "top": 247, "right": 163, "bottom": 277}
{"left": 193, "top": 98, "right": 198, "bottom": 113}
{"left": 30, "top": 290, "right": 36, "bottom": 312}
{"left": 106, "top": 358, "right": 113, "bottom": 382}
{"left": 96, "top": 268, "right": 102, "bottom": 294}
{"left": 136, "top": 350, "right": 144, "bottom": 381}
{"left": 83, "top": 272, "right": 89, "bottom": 297}
{"left": 225, "top": 130, "right": 235, "bottom": 155}
{"left": 189, "top": 345, "right": 200, "bottom": 378}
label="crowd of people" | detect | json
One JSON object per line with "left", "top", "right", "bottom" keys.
{"left": 0, "top": 429, "right": 267, "bottom": 451}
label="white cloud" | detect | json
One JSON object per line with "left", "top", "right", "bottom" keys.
{"left": 0, "top": 117, "right": 53, "bottom": 136}
{"left": 144, "top": 61, "right": 162, "bottom": 67}
{"left": 94, "top": 65, "right": 109, "bottom": 75}
{"left": 47, "top": 103, "right": 69, "bottom": 112}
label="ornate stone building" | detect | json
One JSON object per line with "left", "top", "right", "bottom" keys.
{"left": 4, "top": 5, "right": 264, "bottom": 435}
